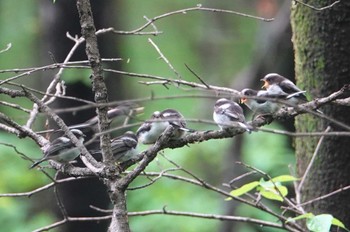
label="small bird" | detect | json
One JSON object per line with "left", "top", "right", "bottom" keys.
{"left": 68, "top": 105, "right": 144, "bottom": 133}
{"left": 240, "top": 88, "right": 281, "bottom": 117}
{"left": 110, "top": 131, "right": 138, "bottom": 162}
{"left": 30, "top": 129, "right": 85, "bottom": 169}
{"left": 260, "top": 73, "right": 307, "bottom": 105}
{"left": 213, "top": 98, "right": 250, "bottom": 131}
{"left": 136, "top": 109, "right": 187, "bottom": 144}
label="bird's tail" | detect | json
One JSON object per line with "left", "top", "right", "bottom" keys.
{"left": 286, "top": 91, "right": 307, "bottom": 99}
{"left": 236, "top": 122, "right": 253, "bottom": 133}
{"left": 29, "top": 159, "right": 45, "bottom": 169}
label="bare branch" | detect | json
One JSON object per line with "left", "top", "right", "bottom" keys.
{"left": 127, "top": 168, "right": 180, "bottom": 191}
{"left": 128, "top": 208, "right": 290, "bottom": 230}
{"left": 54, "top": 172, "right": 69, "bottom": 219}
{"left": 76, "top": 0, "right": 113, "bottom": 164}
{"left": 148, "top": 38, "right": 182, "bottom": 80}
{"left": 296, "top": 126, "right": 331, "bottom": 205}
{"left": 33, "top": 219, "right": 67, "bottom": 232}
{"left": 22, "top": 87, "right": 103, "bottom": 173}
{"left": 125, "top": 165, "right": 303, "bottom": 231}
{"left": 0, "top": 43, "right": 11, "bottom": 54}
{"left": 185, "top": 64, "right": 211, "bottom": 89}
{"left": 0, "top": 112, "right": 47, "bottom": 146}
{"left": 0, "top": 177, "right": 89, "bottom": 198}
{"left": 0, "top": 100, "right": 30, "bottom": 113}
{"left": 236, "top": 161, "right": 304, "bottom": 215}
{"left": 293, "top": 0, "right": 340, "bottom": 11}
{"left": 25, "top": 31, "right": 86, "bottom": 129}
{"left": 119, "top": 126, "right": 176, "bottom": 188}
{"left": 256, "top": 127, "right": 350, "bottom": 137}
{"left": 104, "top": 68, "right": 241, "bottom": 95}
{"left": 94, "top": 5, "right": 273, "bottom": 37}
{"left": 299, "top": 184, "right": 350, "bottom": 207}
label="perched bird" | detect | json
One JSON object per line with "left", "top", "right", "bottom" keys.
{"left": 89, "top": 131, "right": 138, "bottom": 163}
{"left": 260, "top": 73, "right": 307, "bottom": 105}
{"left": 30, "top": 129, "right": 85, "bottom": 169}
{"left": 240, "top": 88, "right": 281, "bottom": 117}
{"left": 110, "top": 131, "right": 138, "bottom": 162}
{"left": 213, "top": 98, "right": 250, "bottom": 131}
{"left": 136, "top": 109, "right": 187, "bottom": 144}
{"left": 68, "top": 105, "right": 144, "bottom": 133}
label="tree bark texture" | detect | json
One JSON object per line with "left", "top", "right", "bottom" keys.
{"left": 291, "top": 0, "right": 350, "bottom": 225}
{"left": 108, "top": 183, "right": 131, "bottom": 232}
{"left": 76, "top": 0, "right": 112, "bottom": 162}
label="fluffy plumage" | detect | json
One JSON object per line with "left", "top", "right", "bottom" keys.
{"left": 261, "top": 73, "right": 307, "bottom": 105}
{"left": 240, "top": 88, "right": 281, "bottom": 116}
{"left": 136, "top": 109, "right": 187, "bottom": 144}
{"left": 30, "top": 129, "right": 85, "bottom": 169}
{"left": 110, "top": 131, "right": 138, "bottom": 162}
{"left": 213, "top": 98, "right": 250, "bottom": 131}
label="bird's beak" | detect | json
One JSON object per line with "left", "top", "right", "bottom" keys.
{"left": 260, "top": 79, "right": 269, "bottom": 89}
{"left": 240, "top": 98, "right": 247, "bottom": 104}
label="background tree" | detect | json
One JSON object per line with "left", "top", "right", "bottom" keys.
{"left": 291, "top": 0, "right": 350, "bottom": 227}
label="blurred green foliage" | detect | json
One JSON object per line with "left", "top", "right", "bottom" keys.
{"left": 0, "top": 1, "right": 294, "bottom": 231}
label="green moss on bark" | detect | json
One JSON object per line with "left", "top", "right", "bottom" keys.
{"left": 291, "top": 0, "right": 350, "bottom": 224}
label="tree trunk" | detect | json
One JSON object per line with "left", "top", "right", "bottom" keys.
{"left": 38, "top": 0, "right": 124, "bottom": 231}
{"left": 108, "top": 183, "right": 130, "bottom": 232}
{"left": 291, "top": 0, "right": 350, "bottom": 225}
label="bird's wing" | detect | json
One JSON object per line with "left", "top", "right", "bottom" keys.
{"left": 44, "top": 137, "right": 73, "bottom": 157}
{"left": 169, "top": 120, "right": 187, "bottom": 129}
{"left": 286, "top": 90, "right": 307, "bottom": 99}
{"left": 111, "top": 140, "right": 130, "bottom": 156}
{"left": 223, "top": 109, "right": 240, "bottom": 121}
{"left": 136, "top": 122, "right": 152, "bottom": 135}
{"left": 280, "top": 80, "right": 304, "bottom": 94}
{"left": 256, "top": 91, "right": 273, "bottom": 104}
{"left": 123, "top": 137, "right": 138, "bottom": 148}
{"left": 280, "top": 80, "right": 307, "bottom": 101}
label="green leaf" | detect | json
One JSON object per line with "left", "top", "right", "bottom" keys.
{"left": 259, "top": 189, "right": 283, "bottom": 201}
{"left": 306, "top": 214, "right": 333, "bottom": 232}
{"left": 287, "top": 213, "right": 314, "bottom": 223}
{"left": 332, "top": 217, "right": 350, "bottom": 231}
{"left": 258, "top": 178, "right": 288, "bottom": 201}
{"left": 229, "top": 181, "right": 260, "bottom": 197}
{"left": 259, "top": 178, "right": 275, "bottom": 188}
{"left": 276, "top": 185, "right": 288, "bottom": 197}
{"left": 259, "top": 185, "right": 288, "bottom": 202}
{"left": 271, "top": 175, "right": 299, "bottom": 183}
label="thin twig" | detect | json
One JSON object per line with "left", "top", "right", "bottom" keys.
{"left": 0, "top": 43, "right": 11, "bottom": 54}
{"left": 228, "top": 171, "right": 257, "bottom": 185}
{"left": 127, "top": 168, "right": 180, "bottom": 190}
{"left": 0, "top": 177, "right": 89, "bottom": 197}
{"left": 128, "top": 208, "right": 288, "bottom": 230}
{"left": 299, "top": 184, "right": 350, "bottom": 207}
{"left": 97, "top": 5, "right": 273, "bottom": 36}
{"left": 22, "top": 87, "right": 103, "bottom": 173}
{"left": 25, "top": 32, "right": 85, "bottom": 129}
{"left": 148, "top": 38, "right": 182, "bottom": 80}
{"left": 185, "top": 63, "right": 211, "bottom": 89}
{"left": 296, "top": 126, "right": 331, "bottom": 204}
{"left": 293, "top": 0, "right": 340, "bottom": 11}
{"left": 0, "top": 100, "right": 31, "bottom": 113}
{"left": 54, "top": 172, "right": 69, "bottom": 219}
{"left": 236, "top": 161, "right": 304, "bottom": 214}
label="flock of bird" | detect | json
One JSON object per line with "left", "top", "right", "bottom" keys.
{"left": 30, "top": 73, "right": 309, "bottom": 169}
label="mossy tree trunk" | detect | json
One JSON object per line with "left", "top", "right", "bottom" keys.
{"left": 291, "top": 0, "right": 350, "bottom": 225}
